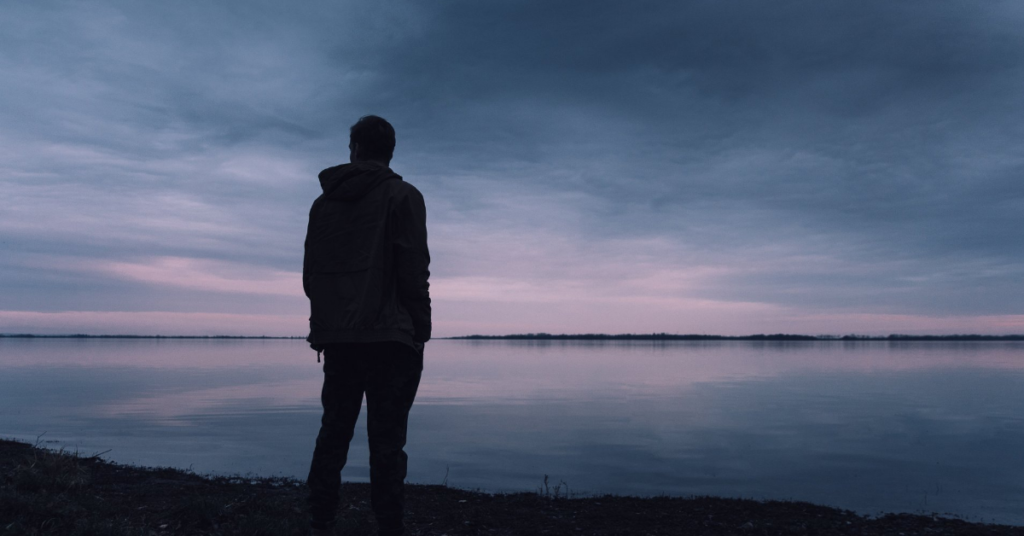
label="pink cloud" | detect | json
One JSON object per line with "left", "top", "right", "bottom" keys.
{"left": 0, "top": 310, "right": 306, "bottom": 337}
{"left": 97, "top": 256, "right": 302, "bottom": 297}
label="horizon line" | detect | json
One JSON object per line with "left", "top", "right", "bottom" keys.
{"left": 0, "top": 334, "right": 304, "bottom": 339}
{"left": 3, "top": 332, "right": 1024, "bottom": 341}
{"left": 449, "top": 332, "right": 1024, "bottom": 341}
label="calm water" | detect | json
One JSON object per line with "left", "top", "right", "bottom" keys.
{"left": 1, "top": 338, "right": 1022, "bottom": 524}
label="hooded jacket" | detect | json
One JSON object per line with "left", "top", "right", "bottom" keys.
{"left": 303, "top": 162, "right": 431, "bottom": 350}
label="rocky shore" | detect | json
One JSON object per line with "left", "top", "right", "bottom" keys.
{"left": 1, "top": 439, "right": 1019, "bottom": 535}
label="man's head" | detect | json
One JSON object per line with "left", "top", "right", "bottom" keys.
{"left": 349, "top": 115, "right": 395, "bottom": 165}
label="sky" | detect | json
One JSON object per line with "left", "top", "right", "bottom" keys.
{"left": 2, "top": 0, "right": 1023, "bottom": 337}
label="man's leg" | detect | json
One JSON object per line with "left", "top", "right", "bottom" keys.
{"left": 307, "top": 345, "right": 368, "bottom": 531}
{"left": 364, "top": 343, "right": 423, "bottom": 536}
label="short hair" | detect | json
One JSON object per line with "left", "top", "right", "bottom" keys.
{"left": 350, "top": 115, "right": 396, "bottom": 161}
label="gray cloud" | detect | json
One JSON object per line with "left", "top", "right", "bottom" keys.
{"left": 1, "top": 0, "right": 1022, "bottom": 333}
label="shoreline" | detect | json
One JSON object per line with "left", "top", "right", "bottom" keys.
{"left": 2, "top": 439, "right": 1020, "bottom": 535}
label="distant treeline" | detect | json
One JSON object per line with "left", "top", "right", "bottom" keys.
{"left": 0, "top": 334, "right": 305, "bottom": 339}
{"left": 449, "top": 333, "right": 1024, "bottom": 341}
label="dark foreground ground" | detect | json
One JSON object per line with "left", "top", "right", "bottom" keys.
{"left": 1, "top": 439, "right": 1020, "bottom": 536}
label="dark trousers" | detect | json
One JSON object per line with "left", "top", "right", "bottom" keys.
{"left": 307, "top": 342, "right": 423, "bottom": 534}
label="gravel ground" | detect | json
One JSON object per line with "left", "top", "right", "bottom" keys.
{"left": 1, "top": 439, "right": 1020, "bottom": 535}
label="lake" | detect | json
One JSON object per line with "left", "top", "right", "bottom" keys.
{"left": 1, "top": 338, "right": 1022, "bottom": 525}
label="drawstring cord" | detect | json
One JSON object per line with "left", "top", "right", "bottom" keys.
{"left": 317, "top": 349, "right": 322, "bottom": 363}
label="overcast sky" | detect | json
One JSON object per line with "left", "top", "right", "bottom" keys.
{"left": 2, "top": 1, "right": 1023, "bottom": 336}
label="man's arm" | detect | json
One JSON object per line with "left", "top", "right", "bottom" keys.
{"left": 302, "top": 200, "right": 319, "bottom": 300}
{"left": 394, "top": 187, "right": 431, "bottom": 343}
{"left": 303, "top": 237, "right": 311, "bottom": 300}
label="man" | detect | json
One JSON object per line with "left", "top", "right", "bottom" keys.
{"left": 304, "top": 115, "right": 431, "bottom": 536}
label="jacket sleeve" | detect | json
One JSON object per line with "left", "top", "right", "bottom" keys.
{"left": 303, "top": 231, "right": 311, "bottom": 300}
{"left": 302, "top": 199, "right": 320, "bottom": 300}
{"left": 393, "top": 187, "right": 432, "bottom": 342}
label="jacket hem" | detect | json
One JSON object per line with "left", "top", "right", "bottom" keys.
{"left": 308, "top": 329, "right": 417, "bottom": 350}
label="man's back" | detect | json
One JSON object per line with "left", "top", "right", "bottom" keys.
{"left": 303, "top": 161, "right": 431, "bottom": 350}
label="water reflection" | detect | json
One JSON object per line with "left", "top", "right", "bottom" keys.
{"left": 1, "top": 338, "right": 1022, "bottom": 524}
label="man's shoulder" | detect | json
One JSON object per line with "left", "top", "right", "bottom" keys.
{"left": 385, "top": 177, "right": 425, "bottom": 201}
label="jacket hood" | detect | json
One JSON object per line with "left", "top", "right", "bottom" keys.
{"left": 318, "top": 162, "right": 402, "bottom": 201}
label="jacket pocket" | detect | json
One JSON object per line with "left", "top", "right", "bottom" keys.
{"left": 309, "top": 269, "right": 386, "bottom": 331}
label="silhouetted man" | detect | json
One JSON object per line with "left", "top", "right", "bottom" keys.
{"left": 304, "top": 115, "right": 431, "bottom": 536}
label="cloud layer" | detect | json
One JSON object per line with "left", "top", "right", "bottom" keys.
{"left": 2, "top": 1, "right": 1023, "bottom": 335}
